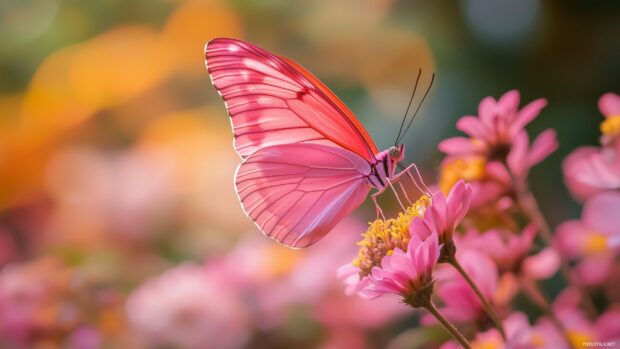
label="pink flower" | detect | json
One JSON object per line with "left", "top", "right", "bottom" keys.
{"left": 344, "top": 233, "right": 441, "bottom": 304}
{"left": 554, "top": 191, "right": 620, "bottom": 285}
{"left": 563, "top": 142, "right": 620, "bottom": 202}
{"left": 459, "top": 225, "right": 560, "bottom": 280}
{"left": 430, "top": 249, "right": 498, "bottom": 323}
{"left": 599, "top": 92, "right": 620, "bottom": 145}
{"left": 563, "top": 93, "right": 620, "bottom": 201}
{"left": 439, "top": 90, "right": 557, "bottom": 177}
{"left": 126, "top": 263, "right": 250, "bottom": 349}
{"left": 409, "top": 179, "right": 472, "bottom": 260}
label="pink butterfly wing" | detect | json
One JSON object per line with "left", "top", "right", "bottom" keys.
{"left": 235, "top": 143, "right": 371, "bottom": 248}
{"left": 205, "top": 38, "right": 379, "bottom": 162}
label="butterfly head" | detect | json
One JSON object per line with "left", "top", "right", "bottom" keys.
{"left": 388, "top": 144, "right": 405, "bottom": 162}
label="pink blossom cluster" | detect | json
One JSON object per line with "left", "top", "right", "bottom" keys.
{"left": 340, "top": 91, "right": 620, "bottom": 348}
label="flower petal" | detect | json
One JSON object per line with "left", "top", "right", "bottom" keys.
{"left": 511, "top": 98, "right": 547, "bottom": 136}
{"left": 507, "top": 131, "right": 529, "bottom": 177}
{"left": 582, "top": 191, "right": 620, "bottom": 235}
{"left": 438, "top": 137, "right": 480, "bottom": 155}
{"left": 528, "top": 129, "right": 558, "bottom": 166}
{"left": 598, "top": 92, "right": 620, "bottom": 117}
{"left": 456, "top": 116, "right": 489, "bottom": 140}
{"left": 497, "top": 89, "right": 520, "bottom": 116}
{"left": 445, "top": 180, "right": 471, "bottom": 229}
{"left": 523, "top": 247, "right": 560, "bottom": 280}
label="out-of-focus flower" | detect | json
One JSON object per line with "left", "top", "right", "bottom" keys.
{"left": 66, "top": 326, "right": 102, "bottom": 349}
{"left": 409, "top": 180, "right": 471, "bottom": 261}
{"left": 0, "top": 258, "right": 83, "bottom": 348}
{"left": 545, "top": 287, "right": 606, "bottom": 347}
{"left": 431, "top": 249, "right": 498, "bottom": 323}
{"left": 439, "top": 90, "right": 550, "bottom": 161}
{"left": 554, "top": 191, "right": 620, "bottom": 285}
{"left": 439, "top": 155, "right": 507, "bottom": 208}
{"left": 599, "top": 92, "right": 620, "bottom": 145}
{"left": 563, "top": 93, "right": 620, "bottom": 201}
{"left": 439, "top": 90, "right": 558, "bottom": 192}
{"left": 162, "top": 0, "right": 242, "bottom": 75}
{"left": 459, "top": 225, "right": 560, "bottom": 280}
{"left": 126, "top": 263, "right": 250, "bottom": 349}
{"left": 562, "top": 144, "right": 620, "bottom": 202}
{"left": 21, "top": 26, "right": 172, "bottom": 141}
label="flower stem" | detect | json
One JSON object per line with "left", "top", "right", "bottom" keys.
{"left": 448, "top": 257, "right": 507, "bottom": 340}
{"left": 422, "top": 300, "right": 472, "bottom": 349}
{"left": 512, "top": 176, "right": 598, "bottom": 316}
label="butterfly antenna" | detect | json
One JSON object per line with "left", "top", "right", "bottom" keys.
{"left": 398, "top": 72, "right": 435, "bottom": 144}
{"left": 394, "top": 69, "right": 422, "bottom": 146}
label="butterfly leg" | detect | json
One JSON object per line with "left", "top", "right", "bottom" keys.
{"left": 371, "top": 189, "right": 387, "bottom": 220}
{"left": 398, "top": 181, "right": 412, "bottom": 206}
{"left": 393, "top": 163, "right": 431, "bottom": 197}
{"left": 386, "top": 178, "right": 406, "bottom": 211}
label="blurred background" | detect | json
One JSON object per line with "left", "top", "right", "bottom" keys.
{"left": 0, "top": 0, "right": 619, "bottom": 348}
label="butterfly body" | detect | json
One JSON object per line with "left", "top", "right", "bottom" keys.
{"left": 206, "top": 38, "right": 406, "bottom": 247}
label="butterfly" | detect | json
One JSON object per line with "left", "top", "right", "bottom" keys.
{"left": 205, "top": 38, "right": 426, "bottom": 248}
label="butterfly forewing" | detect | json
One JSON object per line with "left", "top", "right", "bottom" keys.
{"left": 205, "top": 38, "right": 379, "bottom": 162}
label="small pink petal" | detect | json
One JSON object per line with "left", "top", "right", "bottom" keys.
{"left": 528, "top": 129, "right": 558, "bottom": 166}
{"left": 553, "top": 220, "right": 588, "bottom": 257}
{"left": 445, "top": 180, "right": 472, "bottom": 229}
{"left": 523, "top": 247, "right": 560, "bottom": 280}
{"left": 574, "top": 256, "right": 614, "bottom": 286}
{"left": 582, "top": 191, "right": 620, "bottom": 235}
{"left": 456, "top": 116, "right": 489, "bottom": 140}
{"left": 598, "top": 92, "right": 620, "bottom": 117}
{"left": 478, "top": 96, "right": 499, "bottom": 126}
{"left": 497, "top": 90, "right": 520, "bottom": 115}
{"left": 511, "top": 98, "right": 547, "bottom": 136}
{"left": 576, "top": 150, "right": 620, "bottom": 188}
{"left": 485, "top": 161, "right": 512, "bottom": 185}
{"left": 507, "top": 131, "right": 529, "bottom": 177}
{"left": 562, "top": 146, "right": 605, "bottom": 201}
{"left": 438, "top": 137, "right": 480, "bottom": 155}
{"left": 596, "top": 308, "right": 620, "bottom": 341}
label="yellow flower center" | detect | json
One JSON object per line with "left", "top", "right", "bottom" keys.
{"left": 439, "top": 155, "right": 486, "bottom": 194}
{"left": 530, "top": 333, "right": 546, "bottom": 347}
{"left": 352, "top": 196, "right": 430, "bottom": 276}
{"left": 584, "top": 232, "right": 608, "bottom": 255}
{"left": 472, "top": 336, "right": 503, "bottom": 349}
{"left": 567, "top": 330, "right": 593, "bottom": 348}
{"left": 600, "top": 115, "right": 620, "bottom": 137}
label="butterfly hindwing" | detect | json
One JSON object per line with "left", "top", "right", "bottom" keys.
{"left": 235, "top": 143, "right": 371, "bottom": 247}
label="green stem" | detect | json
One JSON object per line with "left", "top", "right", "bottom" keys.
{"left": 449, "top": 257, "right": 507, "bottom": 340}
{"left": 422, "top": 300, "right": 472, "bottom": 349}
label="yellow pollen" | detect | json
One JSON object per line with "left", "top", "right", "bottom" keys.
{"left": 530, "top": 333, "right": 545, "bottom": 347}
{"left": 352, "top": 195, "right": 431, "bottom": 276}
{"left": 439, "top": 155, "right": 486, "bottom": 194}
{"left": 600, "top": 115, "right": 620, "bottom": 137}
{"left": 584, "top": 232, "right": 608, "bottom": 255}
{"left": 472, "top": 337, "right": 503, "bottom": 349}
{"left": 567, "top": 330, "right": 592, "bottom": 348}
